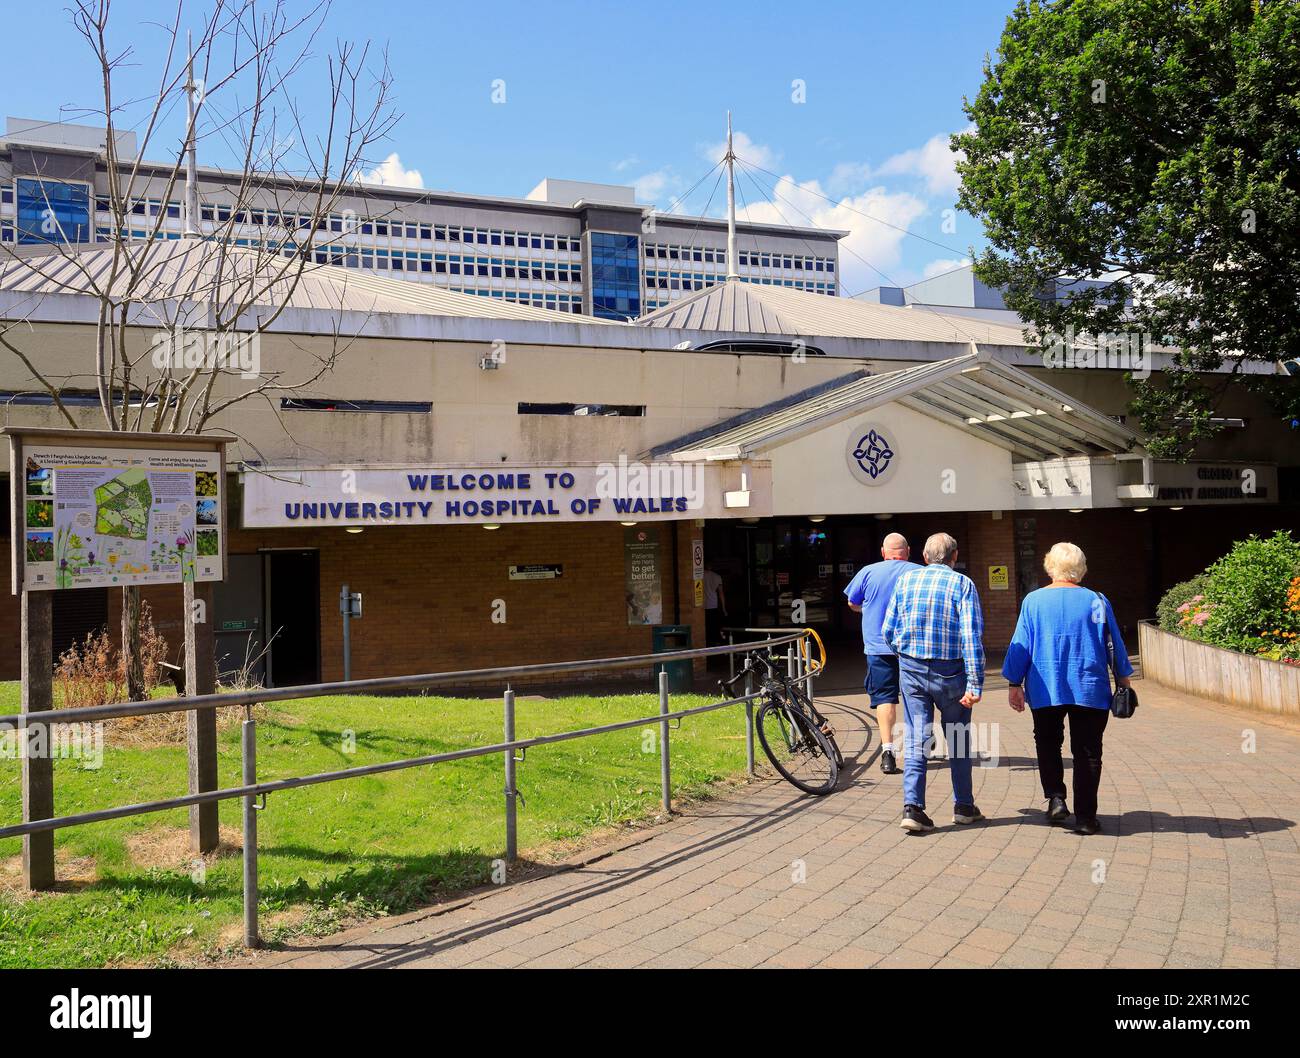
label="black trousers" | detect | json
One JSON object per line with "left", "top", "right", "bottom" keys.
{"left": 1031, "top": 705, "right": 1109, "bottom": 823}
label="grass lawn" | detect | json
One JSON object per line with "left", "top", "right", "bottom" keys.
{"left": 0, "top": 682, "right": 750, "bottom": 968}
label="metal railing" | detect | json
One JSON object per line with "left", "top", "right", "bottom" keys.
{"left": 0, "top": 631, "right": 812, "bottom": 948}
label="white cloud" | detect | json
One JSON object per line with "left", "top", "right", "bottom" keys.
{"left": 632, "top": 168, "right": 683, "bottom": 208}
{"left": 357, "top": 152, "right": 425, "bottom": 189}
{"left": 922, "top": 256, "right": 972, "bottom": 280}
{"left": 612, "top": 155, "right": 640, "bottom": 173}
{"left": 735, "top": 174, "right": 927, "bottom": 295}
{"left": 874, "top": 130, "right": 968, "bottom": 197}
{"left": 703, "top": 130, "right": 780, "bottom": 172}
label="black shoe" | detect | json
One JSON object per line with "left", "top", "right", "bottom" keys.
{"left": 1047, "top": 795, "right": 1070, "bottom": 824}
{"left": 900, "top": 805, "right": 935, "bottom": 834}
{"left": 1073, "top": 817, "right": 1101, "bottom": 836}
{"left": 953, "top": 803, "right": 985, "bottom": 825}
{"left": 880, "top": 750, "right": 900, "bottom": 775}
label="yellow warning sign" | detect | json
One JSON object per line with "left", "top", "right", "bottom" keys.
{"left": 988, "top": 565, "right": 1009, "bottom": 591}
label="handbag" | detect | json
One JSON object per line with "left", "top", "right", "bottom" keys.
{"left": 1096, "top": 591, "right": 1138, "bottom": 719}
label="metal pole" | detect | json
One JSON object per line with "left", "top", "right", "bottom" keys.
{"left": 658, "top": 669, "right": 671, "bottom": 814}
{"left": 724, "top": 111, "right": 739, "bottom": 280}
{"left": 241, "top": 707, "right": 259, "bottom": 948}
{"left": 787, "top": 643, "right": 796, "bottom": 684}
{"left": 340, "top": 583, "right": 351, "bottom": 683}
{"left": 727, "top": 629, "right": 735, "bottom": 681}
{"left": 744, "top": 663, "right": 755, "bottom": 777}
{"left": 503, "top": 688, "right": 517, "bottom": 862}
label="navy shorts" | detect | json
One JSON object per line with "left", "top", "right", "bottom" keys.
{"left": 864, "top": 653, "right": 901, "bottom": 708}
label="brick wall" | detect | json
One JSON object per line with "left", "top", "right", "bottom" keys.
{"left": 0, "top": 519, "right": 706, "bottom": 687}
{"left": 961, "top": 511, "right": 1019, "bottom": 649}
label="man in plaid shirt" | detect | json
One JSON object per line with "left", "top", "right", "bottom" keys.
{"left": 882, "top": 532, "right": 986, "bottom": 833}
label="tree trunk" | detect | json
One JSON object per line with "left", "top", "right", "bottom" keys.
{"left": 121, "top": 585, "right": 146, "bottom": 700}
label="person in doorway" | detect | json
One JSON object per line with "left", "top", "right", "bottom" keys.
{"left": 883, "top": 532, "right": 986, "bottom": 833}
{"left": 702, "top": 563, "right": 727, "bottom": 647}
{"left": 1002, "top": 542, "right": 1132, "bottom": 836}
{"left": 844, "top": 532, "right": 918, "bottom": 775}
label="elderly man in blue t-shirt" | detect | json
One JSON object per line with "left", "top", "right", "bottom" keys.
{"left": 844, "top": 532, "right": 918, "bottom": 776}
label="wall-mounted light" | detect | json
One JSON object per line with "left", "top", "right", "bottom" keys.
{"left": 1169, "top": 507, "right": 1184, "bottom": 511}
{"left": 483, "top": 523, "right": 501, "bottom": 530}
{"left": 620, "top": 521, "right": 638, "bottom": 527}
{"left": 346, "top": 527, "right": 364, "bottom": 534}
{"left": 873, "top": 513, "right": 894, "bottom": 521}
{"left": 1068, "top": 508, "right": 1084, "bottom": 514}
{"left": 1133, "top": 507, "right": 1149, "bottom": 513}
{"left": 808, "top": 515, "right": 826, "bottom": 523}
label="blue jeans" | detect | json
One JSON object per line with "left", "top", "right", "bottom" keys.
{"left": 898, "top": 655, "right": 974, "bottom": 810}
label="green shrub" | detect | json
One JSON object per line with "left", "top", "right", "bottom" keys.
{"left": 1156, "top": 574, "right": 1211, "bottom": 635}
{"left": 1200, "top": 531, "right": 1300, "bottom": 652}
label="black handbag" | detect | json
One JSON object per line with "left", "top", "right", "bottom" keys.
{"left": 1097, "top": 591, "right": 1138, "bottom": 719}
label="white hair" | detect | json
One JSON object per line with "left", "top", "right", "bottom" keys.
{"left": 923, "top": 532, "right": 958, "bottom": 565}
{"left": 1044, "top": 541, "right": 1087, "bottom": 583}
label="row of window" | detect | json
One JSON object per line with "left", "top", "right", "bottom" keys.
{"left": 644, "top": 270, "right": 834, "bottom": 295}
{"left": 644, "top": 241, "right": 835, "bottom": 274}
{"left": 452, "top": 288, "right": 584, "bottom": 312}
{"left": 90, "top": 194, "right": 585, "bottom": 251}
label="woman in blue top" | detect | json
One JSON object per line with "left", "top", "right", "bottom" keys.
{"left": 1002, "top": 542, "right": 1133, "bottom": 836}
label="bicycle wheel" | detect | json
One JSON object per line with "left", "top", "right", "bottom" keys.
{"left": 756, "top": 698, "right": 840, "bottom": 795}
{"left": 789, "top": 682, "right": 844, "bottom": 770}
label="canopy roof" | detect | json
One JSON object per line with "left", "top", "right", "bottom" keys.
{"left": 655, "top": 347, "right": 1139, "bottom": 463}
{"left": 636, "top": 278, "right": 1030, "bottom": 347}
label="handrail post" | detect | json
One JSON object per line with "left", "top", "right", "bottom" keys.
{"left": 658, "top": 669, "right": 671, "bottom": 815}
{"left": 787, "top": 643, "right": 796, "bottom": 684}
{"left": 727, "top": 629, "right": 735, "bottom": 681}
{"left": 503, "top": 688, "right": 517, "bottom": 863}
{"left": 744, "top": 663, "right": 755, "bottom": 777}
{"left": 241, "top": 705, "right": 260, "bottom": 949}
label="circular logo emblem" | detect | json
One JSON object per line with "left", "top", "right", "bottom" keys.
{"left": 846, "top": 424, "right": 898, "bottom": 487}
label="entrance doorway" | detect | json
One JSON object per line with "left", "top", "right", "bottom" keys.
{"left": 703, "top": 517, "right": 889, "bottom": 644}
{"left": 213, "top": 549, "right": 320, "bottom": 688}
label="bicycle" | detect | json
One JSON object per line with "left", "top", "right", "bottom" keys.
{"left": 720, "top": 644, "right": 843, "bottom": 795}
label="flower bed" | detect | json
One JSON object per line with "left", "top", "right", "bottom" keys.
{"left": 1156, "top": 531, "right": 1300, "bottom": 666}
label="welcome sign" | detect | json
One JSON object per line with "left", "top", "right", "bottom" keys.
{"left": 241, "top": 461, "right": 771, "bottom": 528}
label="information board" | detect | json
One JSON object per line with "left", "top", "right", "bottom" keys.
{"left": 21, "top": 444, "right": 223, "bottom": 591}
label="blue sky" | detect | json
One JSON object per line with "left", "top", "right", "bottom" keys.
{"left": 3, "top": 0, "right": 1015, "bottom": 293}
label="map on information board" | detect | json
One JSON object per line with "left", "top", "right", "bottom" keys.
{"left": 20, "top": 444, "right": 223, "bottom": 591}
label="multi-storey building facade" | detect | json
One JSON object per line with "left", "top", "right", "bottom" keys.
{"left": 0, "top": 118, "right": 843, "bottom": 320}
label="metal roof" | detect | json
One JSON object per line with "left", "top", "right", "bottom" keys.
{"left": 660, "top": 347, "right": 1139, "bottom": 463}
{"left": 0, "top": 237, "right": 618, "bottom": 325}
{"left": 636, "top": 279, "right": 1032, "bottom": 347}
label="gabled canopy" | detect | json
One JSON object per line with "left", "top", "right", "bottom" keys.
{"left": 655, "top": 348, "right": 1138, "bottom": 463}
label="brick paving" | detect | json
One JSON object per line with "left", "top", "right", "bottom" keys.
{"left": 257, "top": 678, "right": 1300, "bottom": 969}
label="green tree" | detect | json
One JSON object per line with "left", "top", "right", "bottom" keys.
{"left": 954, "top": 0, "right": 1300, "bottom": 458}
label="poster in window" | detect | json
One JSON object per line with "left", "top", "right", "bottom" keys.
{"left": 623, "top": 525, "right": 662, "bottom": 626}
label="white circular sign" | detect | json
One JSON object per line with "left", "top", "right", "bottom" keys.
{"left": 846, "top": 423, "right": 899, "bottom": 487}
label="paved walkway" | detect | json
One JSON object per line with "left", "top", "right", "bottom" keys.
{"left": 257, "top": 680, "right": 1300, "bottom": 968}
